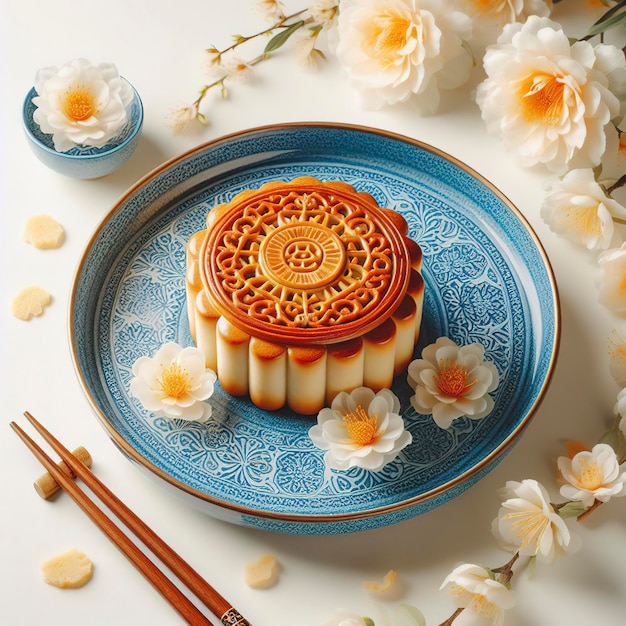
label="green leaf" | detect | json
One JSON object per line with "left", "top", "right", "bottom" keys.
{"left": 557, "top": 500, "right": 588, "bottom": 519}
{"left": 585, "top": 10, "right": 626, "bottom": 39}
{"left": 264, "top": 20, "right": 305, "bottom": 54}
{"left": 599, "top": 426, "right": 626, "bottom": 457}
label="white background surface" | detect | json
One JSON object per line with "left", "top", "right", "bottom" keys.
{"left": 1, "top": 1, "right": 625, "bottom": 625}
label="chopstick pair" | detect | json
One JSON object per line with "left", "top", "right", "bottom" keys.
{"left": 11, "top": 412, "right": 251, "bottom": 626}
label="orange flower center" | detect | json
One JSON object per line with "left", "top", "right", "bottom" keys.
{"left": 562, "top": 203, "right": 602, "bottom": 239}
{"left": 158, "top": 363, "right": 192, "bottom": 399}
{"left": 366, "top": 15, "right": 411, "bottom": 64}
{"left": 61, "top": 84, "right": 98, "bottom": 121}
{"left": 343, "top": 405, "right": 381, "bottom": 446}
{"left": 519, "top": 74, "right": 565, "bottom": 126}
{"left": 436, "top": 360, "right": 477, "bottom": 398}
{"left": 576, "top": 458, "right": 603, "bottom": 491}
{"left": 471, "top": 0, "right": 504, "bottom": 12}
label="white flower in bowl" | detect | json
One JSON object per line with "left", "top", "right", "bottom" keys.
{"left": 407, "top": 337, "right": 499, "bottom": 430}
{"left": 335, "top": 0, "right": 473, "bottom": 112}
{"left": 129, "top": 342, "right": 217, "bottom": 422}
{"left": 440, "top": 563, "right": 516, "bottom": 626}
{"left": 476, "top": 16, "right": 626, "bottom": 173}
{"left": 308, "top": 387, "right": 412, "bottom": 471}
{"left": 32, "top": 58, "right": 134, "bottom": 152}
{"left": 557, "top": 443, "right": 626, "bottom": 508}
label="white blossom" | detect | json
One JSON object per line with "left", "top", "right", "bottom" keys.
{"left": 540, "top": 169, "right": 626, "bottom": 250}
{"left": 558, "top": 443, "right": 626, "bottom": 507}
{"left": 335, "top": 0, "right": 473, "bottom": 112}
{"left": 440, "top": 563, "right": 516, "bottom": 626}
{"left": 165, "top": 103, "right": 200, "bottom": 132}
{"left": 407, "top": 337, "right": 499, "bottom": 430}
{"left": 309, "top": 387, "right": 412, "bottom": 471}
{"left": 475, "top": 16, "right": 626, "bottom": 173}
{"left": 222, "top": 55, "right": 253, "bottom": 83}
{"left": 32, "top": 58, "right": 133, "bottom": 152}
{"left": 292, "top": 31, "right": 325, "bottom": 69}
{"left": 598, "top": 243, "right": 626, "bottom": 314}
{"left": 129, "top": 342, "right": 216, "bottom": 422}
{"left": 308, "top": 0, "right": 339, "bottom": 29}
{"left": 255, "top": 0, "right": 285, "bottom": 22}
{"left": 492, "top": 479, "right": 578, "bottom": 562}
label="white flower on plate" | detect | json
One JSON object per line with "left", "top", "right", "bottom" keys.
{"left": 598, "top": 243, "right": 626, "bottom": 314}
{"left": 557, "top": 443, "right": 626, "bottom": 508}
{"left": 440, "top": 563, "right": 516, "bottom": 626}
{"left": 335, "top": 0, "right": 473, "bottom": 112}
{"left": 475, "top": 16, "right": 626, "bottom": 174}
{"left": 308, "top": 387, "right": 412, "bottom": 471}
{"left": 492, "top": 479, "right": 578, "bottom": 562}
{"left": 540, "top": 169, "right": 626, "bottom": 250}
{"left": 129, "top": 342, "right": 217, "bottom": 422}
{"left": 407, "top": 337, "right": 499, "bottom": 430}
{"left": 32, "top": 58, "right": 134, "bottom": 152}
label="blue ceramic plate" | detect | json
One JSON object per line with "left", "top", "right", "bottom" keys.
{"left": 70, "top": 123, "right": 559, "bottom": 534}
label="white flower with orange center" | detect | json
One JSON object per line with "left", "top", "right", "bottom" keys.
{"left": 598, "top": 242, "right": 626, "bottom": 314}
{"left": 557, "top": 443, "right": 626, "bottom": 508}
{"left": 32, "top": 58, "right": 134, "bottom": 152}
{"left": 335, "top": 0, "right": 473, "bottom": 112}
{"left": 492, "top": 479, "right": 578, "bottom": 562}
{"left": 130, "top": 342, "right": 217, "bottom": 422}
{"left": 440, "top": 563, "right": 516, "bottom": 626}
{"left": 407, "top": 337, "right": 499, "bottom": 430}
{"left": 541, "top": 169, "right": 626, "bottom": 250}
{"left": 475, "top": 16, "right": 626, "bottom": 173}
{"left": 308, "top": 387, "right": 412, "bottom": 471}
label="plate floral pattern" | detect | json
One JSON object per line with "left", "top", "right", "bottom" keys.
{"left": 70, "top": 123, "right": 558, "bottom": 534}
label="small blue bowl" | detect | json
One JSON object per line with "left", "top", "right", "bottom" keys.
{"left": 22, "top": 80, "right": 143, "bottom": 179}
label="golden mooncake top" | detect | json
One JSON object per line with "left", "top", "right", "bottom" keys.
{"left": 200, "top": 177, "right": 414, "bottom": 345}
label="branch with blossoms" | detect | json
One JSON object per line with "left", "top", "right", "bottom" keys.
{"left": 166, "top": 0, "right": 338, "bottom": 130}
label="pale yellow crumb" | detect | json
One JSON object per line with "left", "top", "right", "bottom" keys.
{"left": 40, "top": 548, "right": 93, "bottom": 589}
{"left": 363, "top": 569, "right": 397, "bottom": 592}
{"left": 23, "top": 214, "right": 65, "bottom": 249}
{"left": 11, "top": 286, "right": 52, "bottom": 320}
{"left": 243, "top": 553, "right": 279, "bottom": 589}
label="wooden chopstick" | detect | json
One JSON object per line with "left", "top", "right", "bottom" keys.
{"left": 11, "top": 412, "right": 251, "bottom": 626}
